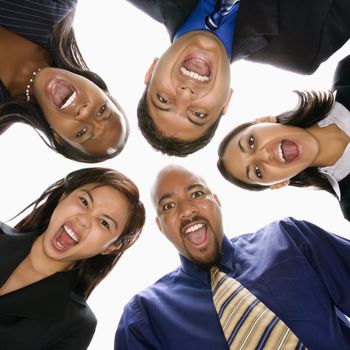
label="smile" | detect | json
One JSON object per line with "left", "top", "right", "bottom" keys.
{"left": 181, "top": 57, "right": 211, "bottom": 82}
{"left": 48, "top": 79, "right": 77, "bottom": 110}
{"left": 180, "top": 67, "right": 209, "bottom": 82}
{"left": 279, "top": 140, "right": 300, "bottom": 163}
{"left": 53, "top": 224, "right": 80, "bottom": 251}
{"left": 184, "top": 222, "right": 208, "bottom": 246}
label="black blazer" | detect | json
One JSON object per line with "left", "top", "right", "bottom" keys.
{"left": 0, "top": 224, "right": 96, "bottom": 350}
{"left": 332, "top": 55, "right": 350, "bottom": 221}
{"left": 126, "top": 0, "right": 350, "bottom": 74}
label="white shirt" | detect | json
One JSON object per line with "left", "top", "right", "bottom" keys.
{"left": 318, "top": 100, "right": 350, "bottom": 200}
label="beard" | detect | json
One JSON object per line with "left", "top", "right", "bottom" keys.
{"left": 186, "top": 234, "right": 222, "bottom": 271}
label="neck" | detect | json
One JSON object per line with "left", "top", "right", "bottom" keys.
{"left": 0, "top": 27, "right": 51, "bottom": 97}
{"left": 307, "top": 124, "right": 350, "bottom": 167}
{"left": 26, "top": 235, "right": 73, "bottom": 278}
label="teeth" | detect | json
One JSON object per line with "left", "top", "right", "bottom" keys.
{"left": 61, "top": 91, "right": 77, "bottom": 109}
{"left": 180, "top": 67, "right": 209, "bottom": 82}
{"left": 185, "top": 223, "right": 205, "bottom": 234}
{"left": 63, "top": 225, "right": 79, "bottom": 242}
{"left": 278, "top": 143, "right": 286, "bottom": 163}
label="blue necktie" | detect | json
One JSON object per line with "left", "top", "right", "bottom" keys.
{"left": 206, "top": 0, "right": 240, "bottom": 30}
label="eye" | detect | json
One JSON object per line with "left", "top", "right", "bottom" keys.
{"left": 97, "top": 104, "right": 107, "bottom": 116}
{"left": 100, "top": 219, "right": 110, "bottom": 230}
{"left": 80, "top": 197, "right": 89, "bottom": 207}
{"left": 255, "top": 166, "right": 263, "bottom": 179}
{"left": 192, "top": 190, "right": 204, "bottom": 199}
{"left": 157, "top": 94, "right": 169, "bottom": 104}
{"left": 162, "top": 202, "right": 174, "bottom": 211}
{"left": 194, "top": 112, "right": 207, "bottom": 119}
{"left": 248, "top": 135, "right": 255, "bottom": 149}
{"left": 76, "top": 127, "right": 87, "bottom": 138}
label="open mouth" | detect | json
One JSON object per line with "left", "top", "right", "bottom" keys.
{"left": 181, "top": 57, "right": 210, "bottom": 82}
{"left": 53, "top": 224, "right": 80, "bottom": 251}
{"left": 49, "top": 79, "right": 77, "bottom": 110}
{"left": 278, "top": 140, "right": 300, "bottom": 163}
{"left": 184, "top": 222, "right": 208, "bottom": 246}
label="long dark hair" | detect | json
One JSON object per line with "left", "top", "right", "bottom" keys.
{"left": 218, "top": 90, "right": 336, "bottom": 195}
{"left": 14, "top": 167, "right": 145, "bottom": 298}
{"left": 0, "top": 9, "right": 128, "bottom": 163}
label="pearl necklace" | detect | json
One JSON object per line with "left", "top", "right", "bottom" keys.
{"left": 25, "top": 68, "right": 41, "bottom": 102}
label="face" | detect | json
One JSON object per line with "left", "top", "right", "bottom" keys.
{"left": 40, "top": 184, "right": 130, "bottom": 268}
{"left": 33, "top": 68, "right": 127, "bottom": 156}
{"left": 145, "top": 31, "right": 232, "bottom": 141}
{"left": 222, "top": 123, "right": 320, "bottom": 186}
{"left": 152, "top": 166, "right": 224, "bottom": 269}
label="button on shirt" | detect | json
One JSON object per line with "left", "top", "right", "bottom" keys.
{"left": 115, "top": 218, "right": 350, "bottom": 350}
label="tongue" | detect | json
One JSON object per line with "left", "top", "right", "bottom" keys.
{"left": 50, "top": 80, "right": 74, "bottom": 108}
{"left": 281, "top": 140, "right": 299, "bottom": 163}
{"left": 183, "top": 58, "right": 210, "bottom": 77}
{"left": 186, "top": 226, "right": 207, "bottom": 245}
{"left": 56, "top": 228, "right": 77, "bottom": 249}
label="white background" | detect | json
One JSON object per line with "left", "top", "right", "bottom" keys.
{"left": 1, "top": 1, "right": 350, "bottom": 349}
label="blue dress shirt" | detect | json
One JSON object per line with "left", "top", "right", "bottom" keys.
{"left": 115, "top": 218, "right": 350, "bottom": 350}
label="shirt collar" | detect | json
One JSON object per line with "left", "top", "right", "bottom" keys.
{"left": 179, "top": 235, "right": 235, "bottom": 284}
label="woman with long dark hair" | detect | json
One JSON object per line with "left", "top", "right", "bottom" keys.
{"left": 217, "top": 55, "right": 350, "bottom": 220}
{"left": 0, "top": 167, "right": 145, "bottom": 349}
{"left": 0, "top": 0, "right": 129, "bottom": 162}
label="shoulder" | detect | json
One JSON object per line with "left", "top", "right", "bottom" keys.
{"left": 232, "top": 217, "right": 343, "bottom": 249}
{"left": 67, "top": 291, "right": 97, "bottom": 328}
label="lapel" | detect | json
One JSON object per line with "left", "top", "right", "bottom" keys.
{"left": 232, "top": 0, "right": 279, "bottom": 61}
{"left": 0, "top": 224, "right": 79, "bottom": 320}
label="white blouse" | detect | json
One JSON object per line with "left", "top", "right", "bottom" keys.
{"left": 318, "top": 100, "right": 350, "bottom": 200}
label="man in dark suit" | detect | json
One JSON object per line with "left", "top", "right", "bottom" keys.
{"left": 127, "top": 0, "right": 350, "bottom": 156}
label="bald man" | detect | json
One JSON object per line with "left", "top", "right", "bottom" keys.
{"left": 115, "top": 165, "right": 350, "bottom": 350}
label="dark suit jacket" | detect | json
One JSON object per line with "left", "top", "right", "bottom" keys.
{"left": 332, "top": 55, "right": 350, "bottom": 221}
{"left": 126, "top": 0, "right": 350, "bottom": 74}
{"left": 0, "top": 223, "right": 96, "bottom": 350}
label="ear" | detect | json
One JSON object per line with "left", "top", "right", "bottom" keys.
{"left": 222, "top": 88, "right": 233, "bottom": 115}
{"left": 51, "top": 129, "right": 63, "bottom": 145}
{"left": 213, "top": 194, "right": 221, "bottom": 207}
{"left": 255, "top": 115, "right": 277, "bottom": 124}
{"left": 144, "top": 58, "right": 159, "bottom": 84}
{"left": 155, "top": 217, "right": 162, "bottom": 233}
{"left": 101, "top": 242, "right": 122, "bottom": 255}
{"left": 269, "top": 179, "right": 290, "bottom": 190}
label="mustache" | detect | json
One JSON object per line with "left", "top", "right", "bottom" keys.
{"left": 180, "top": 215, "right": 208, "bottom": 234}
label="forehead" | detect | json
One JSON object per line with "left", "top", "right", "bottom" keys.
{"left": 152, "top": 168, "right": 207, "bottom": 202}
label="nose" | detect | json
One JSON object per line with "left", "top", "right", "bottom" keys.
{"left": 176, "top": 84, "right": 197, "bottom": 101}
{"left": 75, "top": 213, "right": 91, "bottom": 230}
{"left": 248, "top": 148, "right": 271, "bottom": 163}
{"left": 178, "top": 200, "right": 198, "bottom": 219}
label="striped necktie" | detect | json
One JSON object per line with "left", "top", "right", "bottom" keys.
{"left": 210, "top": 267, "right": 308, "bottom": 349}
{"left": 205, "top": 0, "right": 240, "bottom": 30}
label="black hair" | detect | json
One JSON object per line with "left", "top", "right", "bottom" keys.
{"left": 137, "top": 86, "right": 223, "bottom": 157}
{"left": 218, "top": 90, "right": 336, "bottom": 195}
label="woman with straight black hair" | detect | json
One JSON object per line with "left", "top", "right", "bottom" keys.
{"left": 0, "top": 167, "right": 145, "bottom": 349}
{"left": 217, "top": 55, "right": 350, "bottom": 221}
{"left": 0, "top": 0, "right": 129, "bottom": 163}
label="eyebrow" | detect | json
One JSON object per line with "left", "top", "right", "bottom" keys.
{"left": 157, "top": 183, "right": 206, "bottom": 206}
{"left": 238, "top": 138, "right": 252, "bottom": 181}
{"left": 81, "top": 189, "right": 118, "bottom": 229}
